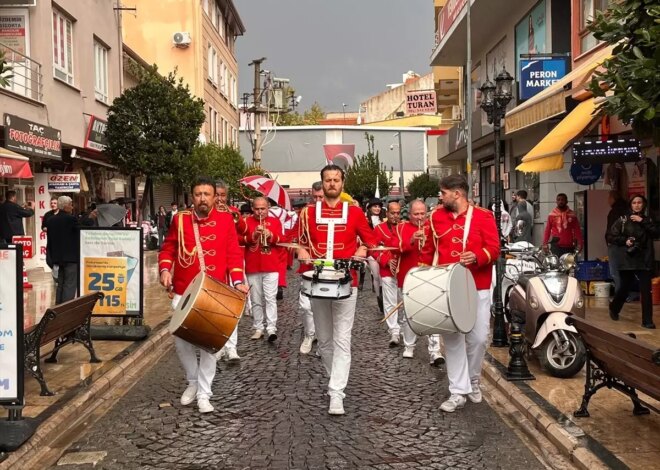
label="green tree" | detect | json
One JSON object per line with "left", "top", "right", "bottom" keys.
{"left": 344, "top": 133, "right": 391, "bottom": 202}
{"left": 588, "top": 1, "right": 660, "bottom": 144}
{"left": 275, "top": 101, "right": 325, "bottom": 126}
{"left": 184, "top": 143, "right": 247, "bottom": 201}
{"left": 105, "top": 66, "right": 205, "bottom": 218}
{"left": 406, "top": 172, "right": 440, "bottom": 200}
{"left": 0, "top": 50, "right": 13, "bottom": 87}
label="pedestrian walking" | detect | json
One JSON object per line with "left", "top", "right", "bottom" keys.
{"left": 41, "top": 196, "right": 59, "bottom": 232}
{"left": 0, "top": 190, "right": 35, "bottom": 243}
{"left": 45, "top": 196, "right": 79, "bottom": 304}
{"left": 542, "top": 193, "right": 583, "bottom": 256}
{"left": 159, "top": 176, "right": 248, "bottom": 414}
{"left": 165, "top": 201, "right": 178, "bottom": 232}
{"left": 605, "top": 190, "right": 629, "bottom": 294}
{"left": 156, "top": 205, "right": 167, "bottom": 249}
{"left": 420, "top": 174, "right": 499, "bottom": 413}
{"left": 511, "top": 191, "right": 534, "bottom": 244}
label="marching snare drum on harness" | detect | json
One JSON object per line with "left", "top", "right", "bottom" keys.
{"left": 169, "top": 272, "right": 247, "bottom": 353}
{"left": 300, "top": 258, "right": 364, "bottom": 300}
{"left": 402, "top": 263, "right": 477, "bottom": 336}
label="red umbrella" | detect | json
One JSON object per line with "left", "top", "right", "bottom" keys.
{"left": 239, "top": 175, "right": 291, "bottom": 210}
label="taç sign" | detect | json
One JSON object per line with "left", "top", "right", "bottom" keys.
{"left": 3, "top": 114, "right": 62, "bottom": 160}
{"left": 406, "top": 90, "right": 437, "bottom": 115}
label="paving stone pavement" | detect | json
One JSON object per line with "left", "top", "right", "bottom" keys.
{"left": 53, "top": 273, "right": 545, "bottom": 470}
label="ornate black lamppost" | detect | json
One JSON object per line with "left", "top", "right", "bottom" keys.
{"left": 480, "top": 68, "right": 514, "bottom": 348}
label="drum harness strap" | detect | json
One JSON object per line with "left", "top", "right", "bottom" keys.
{"left": 431, "top": 205, "right": 473, "bottom": 265}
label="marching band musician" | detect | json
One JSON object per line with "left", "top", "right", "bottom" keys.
{"left": 419, "top": 174, "right": 499, "bottom": 413}
{"left": 373, "top": 201, "right": 404, "bottom": 347}
{"left": 296, "top": 164, "right": 377, "bottom": 415}
{"left": 396, "top": 200, "right": 444, "bottom": 365}
{"left": 268, "top": 199, "right": 289, "bottom": 300}
{"left": 214, "top": 179, "right": 246, "bottom": 362}
{"left": 159, "top": 176, "right": 248, "bottom": 414}
{"left": 242, "top": 197, "right": 284, "bottom": 342}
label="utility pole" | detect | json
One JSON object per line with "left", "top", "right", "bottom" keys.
{"left": 465, "top": 0, "right": 473, "bottom": 197}
{"left": 396, "top": 132, "right": 405, "bottom": 198}
{"left": 249, "top": 57, "right": 266, "bottom": 166}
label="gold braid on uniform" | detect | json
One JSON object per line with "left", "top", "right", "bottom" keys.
{"left": 177, "top": 212, "right": 197, "bottom": 268}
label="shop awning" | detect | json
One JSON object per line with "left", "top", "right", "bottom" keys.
{"left": 0, "top": 146, "right": 33, "bottom": 179}
{"left": 516, "top": 98, "right": 598, "bottom": 173}
{"left": 505, "top": 46, "right": 612, "bottom": 135}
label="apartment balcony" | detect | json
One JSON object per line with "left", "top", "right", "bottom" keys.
{"left": 0, "top": 44, "right": 43, "bottom": 103}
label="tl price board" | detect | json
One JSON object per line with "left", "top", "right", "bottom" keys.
{"left": 83, "top": 257, "right": 128, "bottom": 314}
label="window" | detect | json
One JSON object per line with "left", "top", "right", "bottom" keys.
{"left": 210, "top": 1, "right": 216, "bottom": 27}
{"left": 232, "top": 127, "right": 238, "bottom": 147}
{"left": 221, "top": 64, "right": 228, "bottom": 96}
{"left": 232, "top": 77, "right": 238, "bottom": 107}
{"left": 52, "top": 9, "right": 74, "bottom": 85}
{"left": 207, "top": 44, "right": 218, "bottom": 84}
{"left": 202, "top": 0, "right": 209, "bottom": 14}
{"left": 579, "top": 0, "right": 610, "bottom": 54}
{"left": 209, "top": 107, "right": 218, "bottom": 143}
{"left": 223, "top": 119, "right": 228, "bottom": 146}
{"left": 216, "top": 5, "right": 224, "bottom": 37}
{"left": 219, "top": 117, "right": 225, "bottom": 145}
{"left": 94, "top": 41, "right": 109, "bottom": 103}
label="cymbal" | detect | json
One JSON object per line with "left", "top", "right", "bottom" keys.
{"left": 277, "top": 242, "right": 305, "bottom": 249}
{"left": 368, "top": 246, "right": 398, "bottom": 251}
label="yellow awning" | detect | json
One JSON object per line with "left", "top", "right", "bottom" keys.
{"left": 505, "top": 46, "right": 612, "bottom": 134}
{"left": 516, "top": 98, "right": 598, "bottom": 173}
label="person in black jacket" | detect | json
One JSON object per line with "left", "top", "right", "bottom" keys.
{"left": 0, "top": 190, "right": 34, "bottom": 242}
{"left": 605, "top": 190, "right": 629, "bottom": 294}
{"left": 41, "top": 196, "right": 59, "bottom": 232}
{"left": 45, "top": 195, "right": 80, "bottom": 304}
{"left": 607, "top": 194, "right": 659, "bottom": 329}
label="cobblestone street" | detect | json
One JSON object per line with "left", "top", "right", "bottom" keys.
{"left": 53, "top": 274, "right": 544, "bottom": 469}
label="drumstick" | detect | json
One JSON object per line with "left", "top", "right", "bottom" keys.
{"left": 379, "top": 300, "right": 404, "bottom": 324}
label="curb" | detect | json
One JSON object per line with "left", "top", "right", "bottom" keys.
{"left": 481, "top": 360, "right": 609, "bottom": 470}
{"left": 0, "top": 326, "right": 172, "bottom": 470}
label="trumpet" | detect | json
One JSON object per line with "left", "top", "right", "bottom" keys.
{"left": 417, "top": 220, "right": 426, "bottom": 251}
{"left": 258, "top": 214, "right": 271, "bottom": 254}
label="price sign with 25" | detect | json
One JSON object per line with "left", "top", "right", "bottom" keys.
{"left": 83, "top": 257, "right": 128, "bottom": 314}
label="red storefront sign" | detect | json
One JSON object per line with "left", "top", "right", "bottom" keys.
{"left": 0, "top": 151, "right": 33, "bottom": 178}
{"left": 12, "top": 235, "right": 33, "bottom": 259}
{"left": 437, "top": 0, "right": 468, "bottom": 45}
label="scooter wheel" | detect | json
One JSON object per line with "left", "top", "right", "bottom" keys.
{"left": 538, "top": 332, "right": 586, "bottom": 378}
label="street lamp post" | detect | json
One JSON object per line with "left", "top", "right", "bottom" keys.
{"left": 394, "top": 132, "right": 405, "bottom": 198}
{"left": 480, "top": 68, "right": 513, "bottom": 348}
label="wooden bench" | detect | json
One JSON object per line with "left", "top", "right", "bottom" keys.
{"left": 566, "top": 316, "right": 660, "bottom": 417}
{"left": 24, "top": 292, "right": 104, "bottom": 396}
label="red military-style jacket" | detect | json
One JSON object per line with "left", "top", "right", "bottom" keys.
{"left": 373, "top": 221, "right": 401, "bottom": 279}
{"left": 420, "top": 205, "right": 499, "bottom": 290}
{"left": 395, "top": 220, "right": 430, "bottom": 288}
{"left": 240, "top": 215, "right": 283, "bottom": 274}
{"left": 158, "top": 208, "right": 245, "bottom": 295}
{"left": 298, "top": 200, "right": 377, "bottom": 287}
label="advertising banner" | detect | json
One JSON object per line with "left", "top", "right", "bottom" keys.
{"left": 47, "top": 173, "right": 81, "bottom": 192}
{"left": 34, "top": 173, "right": 50, "bottom": 271}
{"left": 79, "top": 228, "right": 142, "bottom": 316}
{"left": 84, "top": 116, "right": 108, "bottom": 152}
{"left": 436, "top": 0, "right": 467, "bottom": 45}
{"left": 11, "top": 235, "right": 32, "bottom": 258}
{"left": 0, "top": 13, "right": 27, "bottom": 57}
{"left": 406, "top": 90, "right": 437, "bottom": 116}
{"left": 3, "top": 114, "right": 62, "bottom": 160}
{"left": 0, "top": 246, "right": 22, "bottom": 405}
{"left": 515, "top": 1, "right": 547, "bottom": 80}
{"left": 519, "top": 58, "right": 568, "bottom": 100}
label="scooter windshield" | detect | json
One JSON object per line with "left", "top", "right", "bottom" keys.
{"left": 540, "top": 272, "right": 568, "bottom": 302}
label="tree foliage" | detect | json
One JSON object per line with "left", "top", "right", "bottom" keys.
{"left": 0, "top": 50, "right": 13, "bottom": 87}
{"left": 406, "top": 172, "right": 440, "bottom": 200}
{"left": 588, "top": 0, "right": 660, "bottom": 144}
{"left": 181, "top": 144, "right": 247, "bottom": 201}
{"left": 344, "top": 133, "right": 392, "bottom": 202}
{"left": 275, "top": 102, "right": 326, "bottom": 126}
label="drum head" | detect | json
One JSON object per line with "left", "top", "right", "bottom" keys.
{"left": 169, "top": 272, "right": 204, "bottom": 333}
{"left": 446, "top": 264, "right": 478, "bottom": 333}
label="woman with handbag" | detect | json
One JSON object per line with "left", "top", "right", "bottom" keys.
{"left": 607, "top": 195, "right": 659, "bottom": 329}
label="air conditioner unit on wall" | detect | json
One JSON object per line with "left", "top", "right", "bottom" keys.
{"left": 451, "top": 105, "right": 462, "bottom": 121}
{"left": 173, "top": 32, "right": 192, "bottom": 48}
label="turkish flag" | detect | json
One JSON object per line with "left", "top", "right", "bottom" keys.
{"left": 323, "top": 144, "right": 355, "bottom": 169}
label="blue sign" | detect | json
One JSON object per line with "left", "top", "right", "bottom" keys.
{"left": 519, "top": 58, "right": 568, "bottom": 100}
{"left": 570, "top": 163, "right": 602, "bottom": 186}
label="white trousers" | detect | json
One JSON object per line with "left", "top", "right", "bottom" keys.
{"left": 247, "top": 272, "right": 279, "bottom": 334}
{"left": 402, "top": 320, "right": 441, "bottom": 353}
{"left": 367, "top": 257, "right": 382, "bottom": 292}
{"left": 381, "top": 276, "right": 404, "bottom": 334}
{"left": 299, "top": 290, "right": 315, "bottom": 336}
{"left": 442, "top": 289, "right": 491, "bottom": 395}
{"left": 311, "top": 288, "right": 358, "bottom": 399}
{"left": 172, "top": 295, "right": 217, "bottom": 400}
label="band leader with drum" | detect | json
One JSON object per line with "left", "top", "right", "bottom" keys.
{"left": 419, "top": 174, "right": 499, "bottom": 413}
{"left": 296, "top": 164, "right": 377, "bottom": 416}
{"left": 159, "top": 176, "right": 248, "bottom": 414}
{"left": 396, "top": 199, "right": 444, "bottom": 365}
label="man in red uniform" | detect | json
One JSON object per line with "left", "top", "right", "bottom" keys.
{"left": 396, "top": 200, "right": 444, "bottom": 365}
{"left": 269, "top": 200, "right": 289, "bottom": 300}
{"left": 241, "top": 197, "right": 283, "bottom": 342}
{"left": 214, "top": 179, "right": 246, "bottom": 362}
{"left": 297, "top": 164, "right": 377, "bottom": 415}
{"left": 374, "top": 201, "right": 404, "bottom": 347}
{"left": 542, "top": 193, "right": 583, "bottom": 256}
{"left": 420, "top": 174, "right": 499, "bottom": 413}
{"left": 159, "top": 176, "right": 248, "bottom": 413}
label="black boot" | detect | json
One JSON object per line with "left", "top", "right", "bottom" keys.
{"left": 276, "top": 286, "right": 284, "bottom": 300}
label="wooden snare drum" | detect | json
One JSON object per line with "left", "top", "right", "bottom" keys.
{"left": 169, "top": 272, "right": 247, "bottom": 353}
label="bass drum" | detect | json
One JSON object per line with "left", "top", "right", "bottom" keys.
{"left": 169, "top": 272, "right": 247, "bottom": 353}
{"left": 403, "top": 264, "right": 477, "bottom": 335}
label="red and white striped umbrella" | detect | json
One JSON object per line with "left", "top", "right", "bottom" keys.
{"left": 239, "top": 175, "right": 291, "bottom": 210}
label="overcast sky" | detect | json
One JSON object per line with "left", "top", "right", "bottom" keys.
{"left": 235, "top": 0, "right": 434, "bottom": 113}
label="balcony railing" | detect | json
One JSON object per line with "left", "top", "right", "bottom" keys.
{"left": 0, "top": 44, "right": 43, "bottom": 102}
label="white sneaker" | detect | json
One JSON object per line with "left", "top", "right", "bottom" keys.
{"left": 251, "top": 329, "right": 264, "bottom": 340}
{"left": 180, "top": 384, "right": 197, "bottom": 406}
{"left": 214, "top": 348, "right": 226, "bottom": 361}
{"left": 389, "top": 332, "right": 400, "bottom": 347}
{"left": 440, "top": 394, "right": 466, "bottom": 413}
{"left": 225, "top": 347, "right": 240, "bottom": 362}
{"left": 468, "top": 379, "right": 483, "bottom": 403}
{"left": 328, "top": 396, "right": 345, "bottom": 415}
{"left": 198, "top": 398, "right": 214, "bottom": 413}
{"left": 300, "top": 334, "right": 315, "bottom": 354}
{"left": 402, "top": 346, "right": 414, "bottom": 358}
{"left": 429, "top": 352, "right": 445, "bottom": 367}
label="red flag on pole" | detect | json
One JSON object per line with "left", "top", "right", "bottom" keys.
{"left": 323, "top": 144, "right": 355, "bottom": 169}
